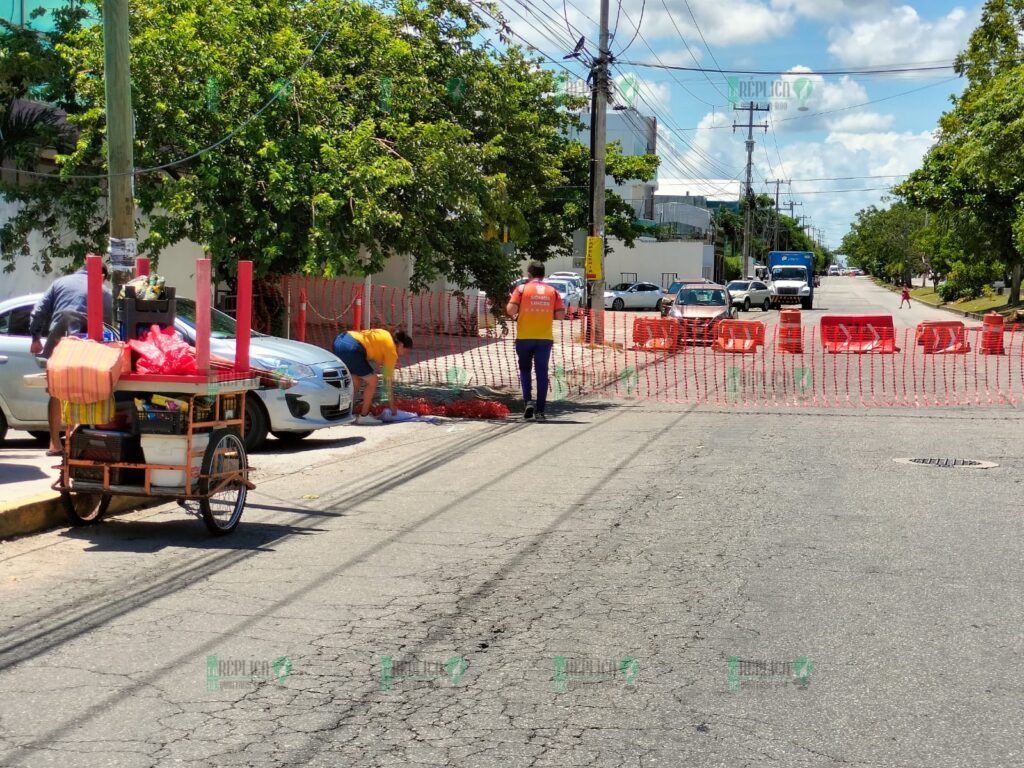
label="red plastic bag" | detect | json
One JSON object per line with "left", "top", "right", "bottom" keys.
{"left": 128, "top": 325, "right": 198, "bottom": 376}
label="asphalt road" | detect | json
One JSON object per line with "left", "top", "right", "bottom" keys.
{"left": 0, "top": 278, "right": 1020, "bottom": 767}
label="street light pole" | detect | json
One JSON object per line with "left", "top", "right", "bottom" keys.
{"left": 103, "top": 0, "right": 136, "bottom": 303}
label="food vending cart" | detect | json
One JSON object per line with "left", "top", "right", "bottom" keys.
{"left": 51, "top": 256, "right": 259, "bottom": 535}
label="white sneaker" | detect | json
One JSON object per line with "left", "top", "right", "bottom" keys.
{"left": 355, "top": 414, "right": 383, "bottom": 426}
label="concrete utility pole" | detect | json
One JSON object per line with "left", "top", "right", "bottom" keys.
{"left": 766, "top": 179, "right": 789, "bottom": 251}
{"left": 103, "top": 0, "right": 137, "bottom": 304}
{"left": 781, "top": 200, "right": 801, "bottom": 249}
{"left": 733, "top": 103, "right": 768, "bottom": 279}
{"left": 586, "top": 0, "right": 611, "bottom": 343}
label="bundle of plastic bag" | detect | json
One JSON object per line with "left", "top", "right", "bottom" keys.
{"left": 128, "top": 325, "right": 198, "bottom": 376}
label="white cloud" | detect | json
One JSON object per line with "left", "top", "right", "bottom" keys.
{"left": 771, "top": 0, "right": 893, "bottom": 20}
{"left": 827, "top": 5, "right": 977, "bottom": 68}
{"left": 826, "top": 111, "right": 894, "bottom": 132}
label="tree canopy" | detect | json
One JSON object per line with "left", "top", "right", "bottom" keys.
{"left": 0, "top": 0, "right": 657, "bottom": 300}
{"left": 896, "top": 0, "right": 1024, "bottom": 303}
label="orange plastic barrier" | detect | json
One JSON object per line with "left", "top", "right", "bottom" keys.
{"left": 981, "top": 312, "right": 1005, "bottom": 356}
{"left": 714, "top": 320, "right": 766, "bottom": 353}
{"left": 915, "top": 321, "right": 970, "bottom": 354}
{"left": 631, "top": 318, "right": 679, "bottom": 351}
{"left": 778, "top": 308, "right": 802, "bottom": 353}
{"left": 821, "top": 315, "right": 900, "bottom": 354}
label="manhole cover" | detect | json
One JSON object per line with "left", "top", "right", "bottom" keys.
{"left": 894, "top": 457, "right": 998, "bottom": 469}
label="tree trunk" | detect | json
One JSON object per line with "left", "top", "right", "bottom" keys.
{"left": 1011, "top": 261, "right": 1022, "bottom": 306}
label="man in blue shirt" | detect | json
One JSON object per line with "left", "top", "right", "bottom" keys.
{"left": 29, "top": 263, "right": 113, "bottom": 455}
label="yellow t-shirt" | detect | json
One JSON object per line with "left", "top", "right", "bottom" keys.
{"left": 348, "top": 329, "right": 398, "bottom": 376}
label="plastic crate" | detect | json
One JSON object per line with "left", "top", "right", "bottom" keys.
{"left": 70, "top": 429, "right": 132, "bottom": 462}
{"left": 131, "top": 408, "right": 187, "bottom": 435}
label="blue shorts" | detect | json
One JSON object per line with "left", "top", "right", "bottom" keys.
{"left": 332, "top": 333, "right": 374, "bottom": 377}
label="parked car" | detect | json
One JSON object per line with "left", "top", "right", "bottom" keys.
{"left": 549, "top": 272, "right": 585, "bottom": 293}
{"left": 542, "top": 278, "right": 584, "bottom": 317}
{"left": 0, "top": 293, "right": 354, "bottom": 451}
{"left": 667, "top": 283, "right": 735, "bottom": 344}
{"left": 604, "top": 282, "right": 665, "bottom": 311}
{"left": 726, "top": 280, "right": 772, "bottom": 312}
{"left": 661, "top": 278, "right": 713, "bottom": 316}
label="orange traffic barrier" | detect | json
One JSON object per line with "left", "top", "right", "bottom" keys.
{"left": 915, "top": 320, "right": 970, "bottom": 354}
{"left": 821, "top": 315, "right": 900, "bottom": 354}
{"left": 981, "top": 312, "right": 1005, "bottom": 356}
{"left": 778, "top": 308, "right": 802, "bottom": 353}
{"left": 714, "top": 320, "right": 766, "bottom": 353}
{"left": 631, "top": 318, "right": 679, "bottom": 351}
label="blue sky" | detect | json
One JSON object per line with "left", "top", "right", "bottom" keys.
{"left": 495, "top": 0, "right": 978, "bottom": 249}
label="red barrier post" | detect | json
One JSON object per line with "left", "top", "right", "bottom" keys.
{"left": 87, "top": 253, "right": 104, "bottom": 341}
{"left": 195, "top": 259, "right": 211, "bottom": 375}
{"left": 981, "top": 312, "right": 1005, "bottom": 356}
{"left": 778, "top": 308, "right": 802, "bottom": 353}
{"left": 235, "top": 260, "right": 253, "bottom": 373}
{"left": 135, "top": 257, "right": 150, "bottom": 278}
{"left": 352, "top": 284, "right": 363, "bottom": 331}
{"left": 296, "top": 288, "right": 307, "bottom": 342}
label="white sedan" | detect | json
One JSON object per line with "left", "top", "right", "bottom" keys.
{"left": 604, "top": 282, "right": 665, "bottom": 311}
{"left": 543, "top": 279, "right": 585, "bottom": 317}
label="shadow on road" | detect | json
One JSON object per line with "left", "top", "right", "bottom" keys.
{"left": 263, "top": 435, "right": 366, "bottom": 454}
{"left": 59, "top": 516, "right": 322, "bottom": 554}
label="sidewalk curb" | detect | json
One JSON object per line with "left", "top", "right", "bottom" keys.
{"left": 0, "top": 492, "right": 155, "bottom": 540}
{"left": 872, "top": 279, "right": 1002, "bottom": 321}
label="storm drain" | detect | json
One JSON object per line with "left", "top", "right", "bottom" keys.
{"left": 894, "top": 457, "right": 998, "bottom": 469}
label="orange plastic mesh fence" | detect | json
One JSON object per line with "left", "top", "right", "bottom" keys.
{"left": 281, "top": 277, "right": 1024, "bottom": 408}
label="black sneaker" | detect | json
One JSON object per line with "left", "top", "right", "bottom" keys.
{"left": 523, "top": 404, "right": 535, "bottom": 420}
{"left": 535, "top": 412, "right": 547, "bottom": 422}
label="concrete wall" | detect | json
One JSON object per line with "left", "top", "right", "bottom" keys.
{"left": 541, "top": 236, "right": 714, "bottom": 289}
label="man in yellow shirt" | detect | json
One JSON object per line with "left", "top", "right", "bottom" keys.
{"left": 332, "top": 328, "right": 413, "bottom": 425}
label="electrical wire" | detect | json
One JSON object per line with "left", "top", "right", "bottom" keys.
{"left": 616, "top": 60, "right": 961, "bottom": 76}
{"left": 680, "top": 0, "right": 731, "bottom": 98}
{"left": 614, "top": 0, "right": 645, "bottom": 57}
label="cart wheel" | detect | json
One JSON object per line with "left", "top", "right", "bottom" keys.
{"left": 61, "top": 491, "right": 110, "bottom": 526}
{"left": 198, "top": 429, "right": 248, "bottom": 535}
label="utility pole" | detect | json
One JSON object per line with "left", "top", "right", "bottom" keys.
{"left": 733, "top": 103, "right": 768, "bottom": 279}
{"left": 104, "top": 0, "right": 137, "bottom": 305}
{"left": 586, "top": 0, "right": 611, "bottom": 343}
{"left": 766, "top": 179, "right": 789, "bottom": 251}
{"left": 781, "top": 200, "right": 801, "bottom": 250}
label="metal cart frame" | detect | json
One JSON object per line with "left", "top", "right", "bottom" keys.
{"left": 54, "top": 376, "right": 260, "bottom": 535}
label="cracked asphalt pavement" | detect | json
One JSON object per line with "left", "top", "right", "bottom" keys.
{"left": 1, "top": 402, "right": 1022, "bottom": 767}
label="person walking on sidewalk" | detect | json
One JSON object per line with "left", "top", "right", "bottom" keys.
{"left": 506, "top": 261, "right": 565, "bottom": 421}
{"left": 900, "top": 285, "right": 912, "bottom": 309}
{"left": 332, "top": 329, "right": 412, "bottom": 425}
{"left": 29, "top": 262, "right": 113, "bottom": 455}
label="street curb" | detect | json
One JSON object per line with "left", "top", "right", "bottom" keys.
{"left": 872, "top": 279, "right": 1002, "bottom": 321}
{"left": 0, "top": 492, "right": 155, "bottom": 540}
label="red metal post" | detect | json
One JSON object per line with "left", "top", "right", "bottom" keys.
{"left": 195, "top": 259, "right": 211, "bottom": 374}
{"left": 135, "top": 257, "right": 150, "bottom": 278}
{"left": 352, "top": 284, "right": 363, "bottom": 331}
{"left": 86, "top": 253, "right": 103, "bottom": 341}
{"left": 236, "top": 261, "right": 253, "bottom": 373}
{"left": 296, "top": 288, "right": 307, "bottom": 342}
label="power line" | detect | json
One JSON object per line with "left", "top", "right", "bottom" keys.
{"left": 790, "top": 186, "right": 896, "bottom": 194}
{"left": 613, "top": 0, "right": 645, "bottom": 57}
{"left": 616, "top": 61, "right": 960, "bottom": 76}
{"left": 789, "top": 174, "right": 909, "bottom": 182}
{"left": 680, "top": 0, "right": 730, "bottom": 97}
{"left": 655, "top": 0, "right": 727, "bottom": 101}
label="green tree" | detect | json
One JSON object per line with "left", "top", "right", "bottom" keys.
{"left": 898, "top": 0, "right": 1024, "bottom": 304}
{"left": 0, "top": 0, "right": 658, "bottom": 301}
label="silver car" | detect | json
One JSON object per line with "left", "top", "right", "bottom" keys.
{"left": 726, "top": 280, "right": 772, "bottom": 312}
{"left": 543, "top": 279, "right": 584, "bottom": 316}
{"left": 0, "top": 294, "right": 354, "bottom": 451}
{"left": 603, "top": 282, "right": 665, "bottom": 311}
